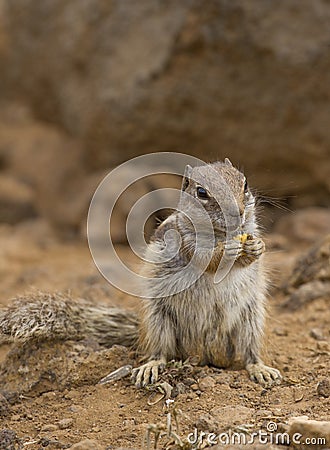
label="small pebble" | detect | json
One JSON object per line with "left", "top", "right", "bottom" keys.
{"left": 0, "top": 393, "right": 10, "bottom": 417}
{"left": 317, "top": 341, "right": 329, "bottom": 352}
{"left": 69, "top": 405, "right": 83, "bottom": 413}
{"left": 184, "top": 377, "right": 196, "bottom": 386}
{"left": 288, "top": 418, "right": 330, "bottom": 449}
{"left": 229, "top": 381, "right": 242, "bottom": 389}
{"left": 274, "top": 327, "right": 288, "bottom": 336}
{"left": 172, "top": 382, "right": 186, "bottom": 397}
{"left": 199, "top": 376, "right": 216, "bottom": 391}
{"left": 317, "top": 378, "right": 330, "bottom": 398}
{"left": 255, "top": 409, "right": 273, "bottom": 418}
{"left": 41, "top": 424, "right": 58, "bottom": 432}
{"left": 310, "top": 328, "right": 325, "bottom": 341}
{"left": 42, "top": 391, "right": 57, "bottom": 400}
{"left": 288, "top": 416, "right": 309, "bottom": 423}
{"left": 195, "top": 413, "right": 217, "bottom": 432}
{"left": 70, "top": 440, "right": 102, "bottom": 450}
{"left": 58, "top": 418, "right": 74, "bottom": 429}
{"left": 11, "top": 414, "right": 21, "bottom": 421}
{"left": 0, "top": 429, "right": 21, "bottom": 448}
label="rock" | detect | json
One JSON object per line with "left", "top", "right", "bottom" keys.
{"left": 310, "top": 328, "right": 326, "bottom": 341}
{"left": 0, "top": 174, "right": 36, "bottom": 224}
{"left": 1, "top": 2, "right": 330, "bottom": 209}
{"left": 57, "top": 418, "right": 73, "bottom": 429}
{"left": 0, "top": 110, "right": 88, "bottom": 236}
{"left": 273, "top": 328, "right": 288, "bottom": 337}
{"left": 69, "top": 405, "right": 84, "bottom": 413}
{"left": 255, "top": 409, "right": 273, "bottom": 419}
{"left": 288, "top": 415, "right": 309, "bottom": 424}
{"left": 70, "top": 440, "right": 102, "bottom": 450}
{"left": 172, "top": 382, "right": 186, "bottom": 397}
{"left": 0, "top": 393, "right": 10, "bottom": 417}
{"left": 41, "top": 424, "right": 58, "bottom": 432}
{"left": 282, "top": 235, "right": 330, "bottom": 310}
{"left": 288, "top": 418, "right": 330, "bottom": 449}
{"left": 316, "top": 342, "right": 330, "bottom": 353}
{"left": 195, "top": 413, "right": 218, "bottom": 432}
{"left": 0, "top": 429, "right": 22, "bottom": 450}
{"left": 10, "top": 414, "right": 20, "bottom": 421}
{"left": 283, "top": 281, "right": 330, "bottom": 311}
{"left": 199, "top": 376, "right": 216, "bottom": 391}
{"left": 317, "top": 379, "right": 330, "bottom": 398}
{"left": 184, "top": 377, "right": 196, "bottom": 386}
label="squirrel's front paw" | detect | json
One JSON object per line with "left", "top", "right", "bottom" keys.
{"left": 224, "top": 239, "right": 243, "bottom": 259}
{"left": 247, "top": 362, "right": 282, "bottom": 387}
{"left": 131, "top": 359, "right": 166, "bottom": 388}
{"left": 232, "top": 236, "right": 265, "bottom": 266}
{"left": 243, "top": 237, "right": 265, "bottom": 259}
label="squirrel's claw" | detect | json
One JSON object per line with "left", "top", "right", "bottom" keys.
{"left": 227, "top": 236, "right": 265, "bottom": 266}
{"left": 131, "top": 359, "right": 165, "bottom": 388}
{"left": 224, "top": 240, "right": 243, "bottom": 258}
{"left": 247, "top": 362, "right": 282, "bottom": 388}
{"left": 243, "top": 238, "right": 265, "bottom": 258}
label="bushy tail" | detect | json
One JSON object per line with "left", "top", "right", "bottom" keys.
{"left": 0, "top": 292, "right": 140, "bottom": 348}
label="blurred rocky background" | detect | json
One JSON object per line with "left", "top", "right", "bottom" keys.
{"left": 0, "top": 0, "right": 329, "bottom": 239}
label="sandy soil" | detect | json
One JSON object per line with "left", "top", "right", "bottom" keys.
{"left": 0, "top": 219, "right": 329, "bottom": 450}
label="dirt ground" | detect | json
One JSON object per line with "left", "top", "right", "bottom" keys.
{"left": 0, "top": 216, "right": 329, "bottom": 450}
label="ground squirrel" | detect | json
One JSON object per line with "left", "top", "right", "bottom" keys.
{"left": 0, "top": 159, "right": 281, "bottom": 388}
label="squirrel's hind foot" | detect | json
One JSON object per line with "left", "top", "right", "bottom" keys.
{"left": 131, "top": 358, "right": 166, "bottom": 388}
{"left": 247, "top": 362, "right": 282, "bottom": 387}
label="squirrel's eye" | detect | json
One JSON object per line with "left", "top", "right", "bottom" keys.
{"left": 244, "top": 179, "right": 249, "bottom": 193}
{"left": 197, "top": 186, "right": 209, "bottom": 199}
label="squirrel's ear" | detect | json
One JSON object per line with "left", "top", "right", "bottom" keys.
{"left": 224, "top": 158, "right": 233, "bottom": 167}
{"left": 181, "top": 164, "right": 192, "bottom": 191}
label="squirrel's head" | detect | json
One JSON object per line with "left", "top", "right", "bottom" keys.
{"left": 179, "top": 158, "right": 256, "bottom": 236}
